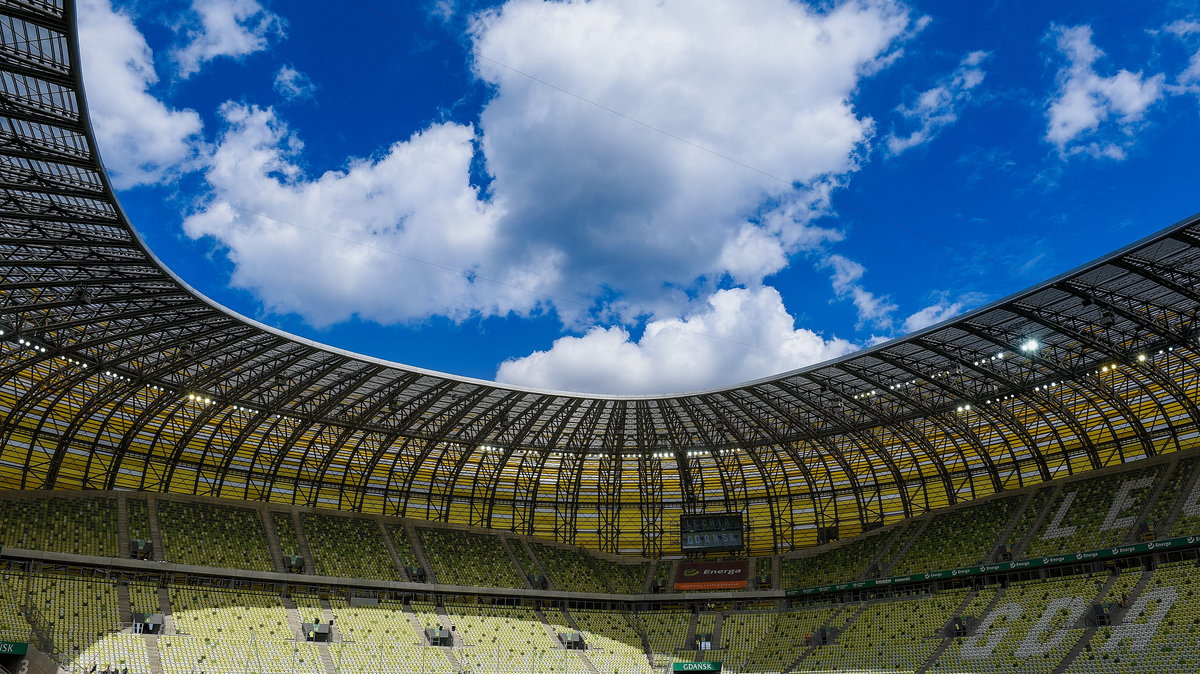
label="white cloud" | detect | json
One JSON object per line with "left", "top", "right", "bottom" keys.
{"left": 181, "top": 103, "right": 549, "bottom": 326}
{"left": 901, "top": 292, "right": 986, "bottom": 333}
{"left": 495, "top": 286, "right": 858, "bottom": 394}
{"left": 471, "top": 0, "right": 913, "bottom": 319}
{"left": 77, "top": 0, "right": 204, "bottom": 188}
{"left": 886, "top": 50, "right": 989, "bottom": 155}
{"left": 1045, "top": 25, "right": 1165, "bottom": 160}
{"left": 823, "top": 254, "right": 897, "bottom": 330}
{"left": 173, "top": 0, "right": 284, "bottom": 78}
{"left": 273, "top": 65, "right": 315, "bottom": 100}
{"left": 186, "top": 0, "right": 914, "bottom": 331}
{"left": 1166, "top": 20, "right": 1200, "bottom": 94}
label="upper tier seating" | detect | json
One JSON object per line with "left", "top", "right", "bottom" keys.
{"left": 0, "top": 496, "right": 118, "bottom": 557}
{"left": 781, "top": 524, "right": 905, "bottom": 588}
{"left": 891, "top": 495, "right": 1023, "bottom": 575}
{"left": 417, "top": 527, "right": 525, "bottom": 588}
{"left": 1007, "top": 486, "right": 1056, "bottom": 555}
{"left": 589, "top": 555, "right": 650, "bottom": 594}
{"left": 302, "top": 513, "right": 398, "bottom": 581}
{"left": 270, "top": 511, "right": 301, "bottom": 559}
{"left": 1026, "top": 466, "right": 1162, "bottom": 558}
{"left": 507, "top": 537, "right": 539, "bottom": 584}
{"left": 1160, "top": 458, "right": 1200, "bottom": 537}
{"left": 383, "top": 524, "right": 420, "bottom": 573}
{"left": 158, "top": 500, "right": 273, "bottom": 571}
{"left": 531, "top": 541, "right": 610, "bottom": 594}
{"left": 127, "top": 498, "right": 150, "bottom": 543}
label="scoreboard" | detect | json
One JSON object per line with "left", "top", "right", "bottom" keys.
{"left": 680, "top": 513, "right": 744, "bottom": 552}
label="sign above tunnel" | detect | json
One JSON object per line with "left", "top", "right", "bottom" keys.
{"left": 673, "top": 662, "right": 722, "bottom": 672}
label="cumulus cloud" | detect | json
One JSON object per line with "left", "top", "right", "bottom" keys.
{"left": 495, "top": 286, "right": 858, "bottom": 394}
{"left": 273, "top": 65, "right": 315, "bottom": 100}
{"left": 181, "top": 104, "right": 553, "bottom": 326}
{"left": 186, "top": 0, "right": 913, "bottom": 332}
{"left": 886, "top": 50, "right": 989, "bottom": 155}
{"left": 901, "top": 292, "right": 987, "bottom": 333}
{"left": 77, "top": 0, "right": 204, "bottom": 188}
{"left": 173, "top": 0, "right": 284, "bottom": 78}
{"left": 823, "top": 254, "right": 897, "bottom": 330}
{"left": 1045, "top": 25, "right": 1165, "bottom": 160}
{"left": 470, "top": 0, "right": 913, "bottom": 318}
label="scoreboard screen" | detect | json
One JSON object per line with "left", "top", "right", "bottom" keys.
{"left": 680, "top": 513, "right": 744, "bottom": 552}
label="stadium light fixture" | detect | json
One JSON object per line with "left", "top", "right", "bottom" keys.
{"left": 1019, "top": 338, "right": 1039, "bottom": 353}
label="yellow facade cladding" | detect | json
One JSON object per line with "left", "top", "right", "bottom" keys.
{"left": 1, "top": 343, "right": 1197, "bottom": 556}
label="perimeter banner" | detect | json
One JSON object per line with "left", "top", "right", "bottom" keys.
{"left": 674, "top": 560, "right": 749, "bottom": 590}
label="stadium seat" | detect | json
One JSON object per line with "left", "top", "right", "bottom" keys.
{"left": 158, "top": 500, "right": 274, "bottom": 571}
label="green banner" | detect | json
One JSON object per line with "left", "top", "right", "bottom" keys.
{"left": 785, "top": 534, "right": 1200, "bottom": 598}
{"left": 673, "top": 663, "right": 722, "bottom": 672}
{"left": 0, "top": 641, "right": 28, "bottom": 655}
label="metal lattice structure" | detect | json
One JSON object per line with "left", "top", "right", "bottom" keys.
{"left": 1, "top": 0, "right": 1199, "bottom": 557}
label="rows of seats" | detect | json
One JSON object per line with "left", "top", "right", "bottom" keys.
{"left": 445, "top": 603, "right": 589, "bottom": 673}
{"left": 271, "top": 511, "right": 303, "bottom": 564}
{"left": 590, "top": 555, "right": 649, "bottom": 594}
{"left": 0, "top": 496, "right": 118, "bottom": 557}
{"left": 73, "top": 633, "right": 150, "bottom": 673}
{"left": 0, "top": 573, "right": 28, "bottom": 643}
{"left": 731, "top": 607, "right": 836, "bottom": 673}
{"left": 328, "top": 640, "right": 455, "bottom": 673}
{"left": 569, "top": 608, "right": 653, "bottom": 674}
{"left": 384, "top": 524, "right": 421, "bottom": 573}
{"left": 157, "top": 635, "right": 324, "bottom": 674}
{"left": 507, "top": 536, "right": 539, "bottom": 584}
{"left": 531, "top": 541, "right": 609, "bottom": 593}
{"left": 1007, "top": 487, "right": 1058, "bottom": 556}
{"left": 168, "top": 587, "right": 291, "bottom": 641}
{"left": 127, "top": 582, "right": 160, "bottom": 619}
{"left": 891, "top": 495, "right": 1022, "bottom": 575}
{"left": 780, "top": 525, "right": 905, "bottom": 588}
{"left": 302, "top": 513, "right": 398, "bottom": 581}
{"left": 931, "top": 572, "right": 1106, "bottom": 673}
{"left": 632, "top": 609, "right": 691, "bottom": 666}
{"left": 1160, "top": 458, "right": 1200, "bottom": 537}
{"left": 29, "top": 575, "right": 121, "bottom": 642}
{"left": 158, "top": 500, "right": 274, "bottom": 571}
{"left": 1068, "top": 560, "right": 1199, "bottom": 672}
{"left": 417, "top": 527, "right": 525, "bottom": 588}
{"left": 1026, "top": 466, "right": 1162, "bottom": 558}
{"left": 801, "top": 590, "right": 967, "bottom": 671}
{"left": 127, "top": 498, "right": 150, "bottom": 543}
{"left": 328, "top": 597, "right": 415, "bottom": 645}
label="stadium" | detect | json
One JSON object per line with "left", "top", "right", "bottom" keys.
{"left": 2, "top": 0, "right": 1200, "bottom": 672}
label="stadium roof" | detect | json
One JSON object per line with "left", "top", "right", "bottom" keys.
{"left": 1, "top": 0, "right": 1198, "bottom": 556}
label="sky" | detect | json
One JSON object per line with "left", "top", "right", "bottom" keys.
{"left": 80, "top": 0, "right": 1200, "bottom": 395}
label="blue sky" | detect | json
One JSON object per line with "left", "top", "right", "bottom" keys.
{"left": 81, "top": 0, "right": 1200, "bottom": 394}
